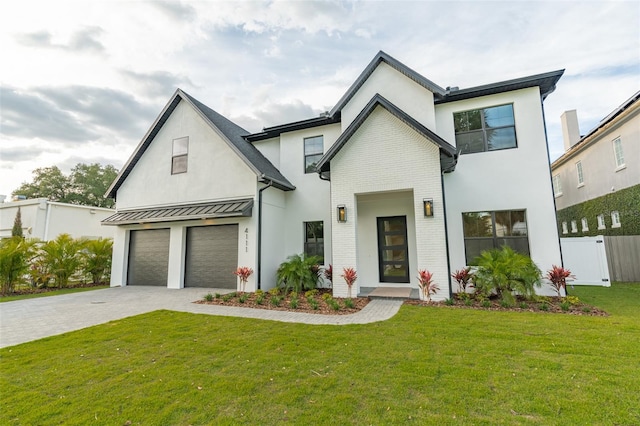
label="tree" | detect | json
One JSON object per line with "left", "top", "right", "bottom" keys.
{"left": 11, "top": 207, "right": 23, "bottom": 238}
{"left": 12, "top": 163, "right": 118, "bottom": 208}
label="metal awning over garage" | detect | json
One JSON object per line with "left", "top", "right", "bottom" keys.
{"left": 102, "top": 199, "right": 253, "bottom": 225}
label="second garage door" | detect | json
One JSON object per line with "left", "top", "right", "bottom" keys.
{"left": 128, "top": 229, "right": 170, "bottom": 286}
{"left": 185, "top": 225, "right": 239, "bottom": 288}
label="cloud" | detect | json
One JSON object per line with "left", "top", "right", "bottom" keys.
{"left": 16, "top": 27, "right": 105, "bottom": 53}
{"left": 120, "top": 69, "right": 194, "bottom": 98}
{"left": 0, "top": 145, "right": 50, "bottom": 162}
{"left": 151, "top": 1, "right": 197, "bottom": 21}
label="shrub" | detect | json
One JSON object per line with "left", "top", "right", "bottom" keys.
{"left": 214, "top": 293, "right": 221, "bottom": 299}
{"left": 0, "top": 237, "right": 38, "bottom": 294}
{"left": 268, "top": 287, "right": 281, "bottom": 296}
{"left": 321, "top": 293, "right": 332, "bottom": 301}
{"left": 560, "top": 301, "right": 570, "bottom": 311}
{"left": 304, "top": 289, "right": 318, "bottom": 298}
{"left": 81, "top": 238, "right": 113, "bottom": 284}
{"left": 271, "top": 296, "right": 282, "bottom": 307}
{"left": 343, "top": 298, "right": 354, "bottom": 309}
{"left": 481, "top": 300, "right": 491, "bottom": 308}
{"left": 417, "top": 269, "right": 439, "bottom": 302}
{"left": 327, "top": 298, "right": 341, "bottom": 311}
{"left": 324, "top": 264, "right": 333, "bottom": 284}
{"left": 289, "top": 297, "right": 299, "bottom": 309}
{"left": 204, "top": 293, "right": 214, "bottom": 302}
{"left": 565, "top": 295, "right": 580, "bottom": 305}
{"left": 276, "top": 254, "right": 322, "bottom": 293}
{"left": 545, "top": 265, "right": 574, "bottom": 297}
{"left": 445, "top": 298, "right": 455, "bottom": 306}
{"left": 309, "top": 299, "right": 319, "bottom": 310}
{"left": 238, "top": 293, "right": 249, "bottom": 303}
{"left": 451, "top": 267, "right": 474, "bottom": 293}
{"left": 222, "top": 294, "right": 234, "bottom": 302}
{"left": 256, "top": 294, "right": 265, "bottom": 305}
{"left": 473, "top": 246, "right": 542, "bottom": 304}
{"left": 40, "top": 234, "right": 85, "bottom": 288}
{"left": 540, "top": 302, "right": 550, "bottom": 311}
{"left": 464, "top": 298, "right": 473, "bottom": 307}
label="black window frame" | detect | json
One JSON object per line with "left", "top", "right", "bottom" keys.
{"left": 453, "top": 104, "right": 517, "bottom": 154}
{"left": 303, "top": 135, "right": 324, "bottom": 174}
{"left": 462, "top": 210, "right": 529, "bottom": 265}
{"left": 303, "top": 221, "right": 324, "bottom": 264}
{"left": 172, "top": 137, "right": 189, "bottom": 174}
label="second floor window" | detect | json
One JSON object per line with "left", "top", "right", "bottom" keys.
{"left": 304, "top": 136, "right": 324, "bottom": 173}
{"left": 613, "top": 137, "right": 625, "bottom": 168}
{"left": 553, "top": 175, "right": 562, "bottom": 197}
{"left": 172, "top": 137, "right": 189, "bottom": 174}
{"left": 576, "top": 161, "right": 584, "bottom": 185}
{"left": 454, "top": 104, "right": 517, "bottom": 154}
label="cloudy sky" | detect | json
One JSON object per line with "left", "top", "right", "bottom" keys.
{"left": 1, "top": 0, "right": 638, "bottom": 199}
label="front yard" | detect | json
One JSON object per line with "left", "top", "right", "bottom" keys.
{"left": 1, "top": 283, "right": 638, "bottom": 425}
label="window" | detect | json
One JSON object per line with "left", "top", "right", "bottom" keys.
{"left": 562, "top": 222, "right": 568, "bottom": 234}
{"left": 613, "top": 137, "right": 625, "bottom": 168}
{"left": 454, "top": 104, "right": 517, "bottom": 154}
{"left": 571, "top": 220, "right": 578, "bottom": 233}
{"left": 462, "top": 210, "right": 529, "bottom": 265}
{"left": 553, "top": 175, "right": 562, "bottom": 197}
{"left": 172, "top": 137, "right": 189, "bottom": 174}
{"left": 304, "top": 221, "right": 324, "bottom": 264}
{"left": 597, "top": 214, "right": 606, "bottom": 230}
{"left": 304, "top": 136, "right": 324, "bottom": 173}
{"left": 611, "top": 211, "right": 621, "bottom": 228}
{"left": 576, "top": 161, "right": 584, "bottom": 186}
{"left": 581, "top": 218, "right": 589, "bottom": 232}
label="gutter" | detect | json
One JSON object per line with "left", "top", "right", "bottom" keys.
{"left": 257, "top": 179, "right": 274, "bottom": 290}
{"left": 440, "top": 172, "right": 454, "bottom": 300}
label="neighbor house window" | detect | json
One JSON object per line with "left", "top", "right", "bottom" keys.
{"left": 553, "top": 175, "right": 562, "bottom": 197}
{"left": 576, "top": 161, "right": 584, "bottom": 186}
{"left": 597, "top": 214, "right": 606, "bottom": 230}
{"left": 462, "top": 210, "right": 529, "bottom": 265}
{"left": 571, "top": 220, "right": 578, "bottom": 233}
{"left": 304, "top": 136, "right": 324, "bottom": 173}
{"left": 454, "top": 104, "right": 517, "bottom": 154}
{"left": 581, "top": 218, "right": 589, "bottom": 232}
{"left": 613, "top": 137, "right": 625, "bottom": 168}
{"left": 172, "top": 137, "right": 189, "bottom": 174}
{"left": 304, "top": 221, "right": 324, "bottom": 264}
{"left": 611, "top": 211, "right": 621, "bottom": 228}
{"left": 562, "top": 222, "right": 568, "bottom": 234}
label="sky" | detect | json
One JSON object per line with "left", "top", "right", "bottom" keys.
{"left": 1, "top": 0, "right": 639, "bottom": 199}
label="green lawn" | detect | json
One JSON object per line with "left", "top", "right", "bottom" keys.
{"left": 0, "top": 285, "right": 109, "bottom": 302}
{"left": 1, "top": 284, "right": 638, "bottom": 425}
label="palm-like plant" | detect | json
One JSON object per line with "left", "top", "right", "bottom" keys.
{"left": 40, "top": 234, "right": 85, "bottom": 288}
{"left": 81, "top": 238, "right": 113, "bottom": 284}
{"left": 276, "top": 254, "right": 322, "bottom": 293}
{"left": 452, "top": 267, "right": 474, "bottom": 293}
{"left": 546, "top": 265, "right": 574, "bottom": 296}
{"left": 341, "top": 267, "right": 357, "bottom": 298}
{"left": 473, "top": 246, "right": 541, "bottom": 304}
{"left": 0, "top": 237, "right": 38, "bottom": 294}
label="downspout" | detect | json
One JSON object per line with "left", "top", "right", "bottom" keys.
{"left": 43, "top": 201, "right": 52, "bottom": 241}
{"left": 257, "top": 179, "right": 273, "bottom": 290}
{"left": 441, "top": 168, "right": 454, "bottom": 300}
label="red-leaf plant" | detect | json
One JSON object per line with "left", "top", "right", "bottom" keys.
{"left": 545, "top": 265, "right": 574, "bottom": 297}
{"left": 324, "top": 264, "right": 333, "bottom": 284}
{"left": 341, "top": 267, "right": 357, "bottom": 298}
{"left": 452, "top": 267, "right": 474, "bottom": 293}
{"left": 418, "top": 269, "right": 440, "bottom": 302}
{"left": 233, "top": 266, "right": 254, "bottom": 293}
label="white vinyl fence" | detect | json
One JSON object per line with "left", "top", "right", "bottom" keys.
{"left": 560, "top": 236, "right": 611, "bottom": 286}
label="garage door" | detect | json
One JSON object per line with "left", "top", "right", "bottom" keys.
{"left": 185, "top": 225, "right": 238, "bottom": 288}
{"left": 127, "top": 229, "right": 170, "bottom": 286}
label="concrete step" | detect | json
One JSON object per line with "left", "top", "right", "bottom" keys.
{"left": 360, "top": 287, "right": 418, "bottom": 300}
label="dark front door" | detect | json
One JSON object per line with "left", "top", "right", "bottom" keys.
{"left": 377, "top": 216, "right": 410, "bottom": 283}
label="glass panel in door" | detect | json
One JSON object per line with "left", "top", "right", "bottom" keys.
{"left": 377, "top": 216, "right": 410, "bottom": 283}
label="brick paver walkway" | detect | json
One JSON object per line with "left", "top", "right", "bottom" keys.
{"left": 0, "top": 286, "right": 403, "bottom": 348}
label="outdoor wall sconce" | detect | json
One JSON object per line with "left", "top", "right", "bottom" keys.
{"left": 423, "top": 199, "right": 434, "bottom": 217}
{"left": 337, "top": 205, "right": 347, "bottom": 222}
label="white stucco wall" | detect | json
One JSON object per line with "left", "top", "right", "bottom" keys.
{"left": 552, "top": 104, "right": 639, "bottom": 210}
{"left": 259, "top": 185, "right": 286, "bottom": 290}
{"left": 0, "top": 199, "right": 113, "bottom": 240}
{"left": 116, "top": 100, "right": 257, "bottom": 209}
{"left": 341, "top": 62, "right": 437, "bottom": 132}
{"left": 330, "top": 106, "right": 449, "bottom": 300}
{"left": 437, "top": 87, "right": 562, "bottom": 294}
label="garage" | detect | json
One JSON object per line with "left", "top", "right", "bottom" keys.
{"left": 127, "top": 229, "right": 170, "bottom": 286}
{"left": 185, "top": 224, "right": 238, "bottom": 288}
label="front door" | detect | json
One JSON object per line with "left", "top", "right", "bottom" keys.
{"left": 377, "top": 216, "right": 410, "bottom": 283}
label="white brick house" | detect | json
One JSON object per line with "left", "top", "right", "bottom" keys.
{"left": 104, "top": 51, "right": 564, "bottom": 300}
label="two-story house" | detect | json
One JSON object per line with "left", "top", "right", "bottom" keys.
{"left": 103, "top": 51, "right": 564, "bottom": 299}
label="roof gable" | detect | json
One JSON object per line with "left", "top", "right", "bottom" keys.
{"left": 317, "top": 94, "right": 457, "bottom": 174}
{"left": 106, "top": 90, "right": 294, "bottom": 199}
{"left": 329, "top": 51, "right": 446, "bottom": 117}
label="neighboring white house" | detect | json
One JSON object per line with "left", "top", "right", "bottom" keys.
{"left": 0, "top": 197, "right": 115, "bottom": 240}
{"left": 104, "top": 51, "right": 564, "bottom": 300}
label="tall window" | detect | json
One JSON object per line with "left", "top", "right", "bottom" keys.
{"left": 304, "top": 221, "right": 324, "bottom": 264}
{"left": 172, "top": 137, "right": 189, "bottom": 174}
{"left": 454, "top": 104, "right": 517, "bottom": 154}
{"left": 613, "top": 137, "right": 625, "bottom": 168}
{"left": 597, "top": 214, "right": 606, "bottom": 230}
{"left": 611, "top": 211, "right": 621, "bottom": 228}
{"left": 304, "top": 136, "right": 324, "bottom": 173}
{"left": 576, "top": 161, "right": 584, "bottom": 186}
{"left": 562, "top": 222, "right": 568, "bottom": 234}
{"left": 553, "top": 175, "right": 562, "bottom": 197}
{"left": 462, "top": 210, "right": 529, "bottom": 265}
{"left": 581, "top": 217, "right": 589, "bottom": 232}
{"left": 571, "top": 220, "right": 578, "bottom": 233}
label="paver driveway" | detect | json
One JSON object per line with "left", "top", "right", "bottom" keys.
{"left": 0, "top": 286, "right": 402, "bottom": 348}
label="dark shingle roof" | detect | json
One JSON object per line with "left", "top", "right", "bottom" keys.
{"left": 316, "top": 94, "right": 458, "bottom": 174}
{"left": 106, "top": 90, "right": 294, "bottom": 199}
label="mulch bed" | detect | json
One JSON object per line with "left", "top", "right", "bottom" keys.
{"left": 195, "top": 288, "right": 369, "bottom": 315}
{"left": 196, "top": 288, "right": 608, "bottom": 316}
{"left": 1, "top": 282, "right": 108, "bottom": 297}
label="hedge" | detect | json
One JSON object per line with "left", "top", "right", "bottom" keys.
{"left": 556, "top": 184, "right": 640, "bottom": 237}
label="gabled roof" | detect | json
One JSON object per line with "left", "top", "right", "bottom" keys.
{"left": 106, "top": 89, "right": 294, "bottom": 199}
{"left": 435, "top": 69, "right": 565, "bottom": 103}
{"left": 328, "top": 51, "right": 446, "bottom": 117}
{"left": 316, "top": 94, "right": 458, "bottom": 174}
